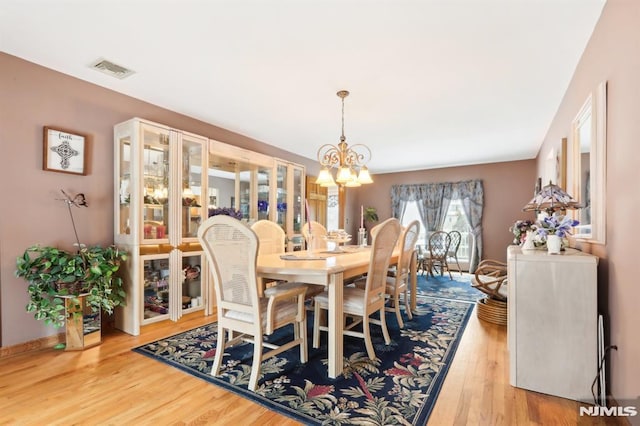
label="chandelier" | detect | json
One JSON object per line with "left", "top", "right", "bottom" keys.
{"left": 315, "top": 90, "right": 373, "bottom": 187}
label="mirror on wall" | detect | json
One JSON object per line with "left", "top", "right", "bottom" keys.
{"left": 570, "top": 81, "right": 607, "bottom": 244}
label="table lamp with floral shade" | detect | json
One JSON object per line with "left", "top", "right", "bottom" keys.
{"left": 522, "top": 181, "right": 582, "bottom": 253}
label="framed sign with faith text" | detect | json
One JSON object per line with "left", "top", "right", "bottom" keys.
{"left": 43, "top": 126, "right": 87, "bottom": 175}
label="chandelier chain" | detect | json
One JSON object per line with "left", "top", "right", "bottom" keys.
{"left": 341, "top": 93, "right": 345, "bottom": 142}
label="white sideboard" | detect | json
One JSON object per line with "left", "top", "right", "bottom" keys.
{"left": 507, "top": 245, "right": 598, "bottom": 401}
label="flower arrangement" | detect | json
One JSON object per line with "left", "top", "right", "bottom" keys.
{"left": 208, "top": 207, "right": 243, "bottom": 220}
{"left": 535, "top": 214, "right": 579, "bottom": 238}
{"left": 509, "top": 220, "right": 535, "bottom": 245}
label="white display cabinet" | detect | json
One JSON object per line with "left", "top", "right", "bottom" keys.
{"left": 114, "top": 118, "right": 211, "bottom": 336}
{"left": 207, "top": 140, "right": 305, "bottom": 250}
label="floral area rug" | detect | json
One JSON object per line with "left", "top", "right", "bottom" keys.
{"left": 417, "top": 272, "right": 483, "bottom": 303}
{"left": 133, "top": 295, "right": 473, "bottom": 425}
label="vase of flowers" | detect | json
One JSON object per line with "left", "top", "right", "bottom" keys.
{"left": 509, "top": 220, "right": 535, "bottom": 246}
{"left": 535, "top": 213, "right": 579, "bottom": 254}
{"left": 546, "top": 234, "right": 562, "bottom": 254}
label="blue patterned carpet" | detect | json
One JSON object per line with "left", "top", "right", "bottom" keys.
{"left": 416, "top": 272, "right": 483, "bottom": 303}
{"left": 133, "top": 274, "right": 478, "bottom": 425}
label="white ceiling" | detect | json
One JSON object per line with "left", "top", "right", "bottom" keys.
{"left": 0, "top": 0, "right": 605, "bottom": 174}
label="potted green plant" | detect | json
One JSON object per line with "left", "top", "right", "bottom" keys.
{"left": 15, "top": 244, "right": 128, "bottom": 328}
{"left": 364, "top": 207, "right": 379, "bottom": 224}
{"left": 14, "top": 190, "right": 128, "bottom": 348}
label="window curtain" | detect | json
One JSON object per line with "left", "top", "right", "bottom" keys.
{"left": 453, "top": 180, "right": 484, "bottom": 271}
{"left": 391, "top": 179, "right": 484, "bottom": 272}
{"left": 391, "top": 184, "right": 441, "bottom": 245}
{"left": 435, "top": 184, "right": 453, "bottom": 230}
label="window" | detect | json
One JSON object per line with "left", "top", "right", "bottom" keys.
{"left": 441, "top": 200, "right": 471, "bottom": 262}
{"left": 400, "top": 201, "right": 427, "bottom": 246}
{"left": 401, "top": 199, "right": 472, "bottom": 263}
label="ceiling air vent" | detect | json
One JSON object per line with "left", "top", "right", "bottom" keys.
{"left": 90, "top": 58, "right": 135, "bottom": 79}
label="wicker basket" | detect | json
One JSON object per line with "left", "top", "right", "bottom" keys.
{"left": 476, "top": 297, "right": 507, "bottom": 325}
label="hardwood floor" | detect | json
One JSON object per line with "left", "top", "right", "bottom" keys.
{"left": 0, "top": 310, "right": 625, "bottom": 425}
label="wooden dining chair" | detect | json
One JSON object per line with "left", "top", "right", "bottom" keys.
{"left": 302, "top": 221, "right": 328, "bottom": 251}
{"left": 446, "top": 230, "right": 463, "bottom": 275}
{"left": 251, "top": 220, "right": 287, "bottom": 295}
{"left": 415, "top": 244, "right": 428, "bottom": 275}
{"left": 254, "top": 220, "right": 324, "bottom": 302}
{"left": 313, "top": 217, "right": 401, "bottom": 360}
{"left": 385, "top": 220, "right": 420, "bottom": 328}
{"left": 198, "top": 215, "right": 308, "bottom": 391}
{"left": 426, "top": 230, "right": 452, "bottom": 279}
{"left": 251, "top": 220, "right": 286, "bottom": 255}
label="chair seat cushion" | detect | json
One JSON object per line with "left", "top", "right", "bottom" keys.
{"left": 315, "top": 287, "right": 383, "bottom": 314}
{"left": 264, "top": 281, "right": 323, "bottom": 298}
{"left": 384, "top": 275, "right": 407, "bottom": 293}
{"left": 223, "top": 295, "right": 301, "bottom": 329}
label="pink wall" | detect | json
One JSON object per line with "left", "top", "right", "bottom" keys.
{"left": 348, "top": 160, "right": 537, "bottom": 263}
{"left": 0, "top": 53, "right": 317, "bottom": 347}
{"left": 536, "top": 0, "right": 639, "bottom": 412}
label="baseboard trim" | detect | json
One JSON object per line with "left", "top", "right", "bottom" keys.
{"left": 0, "top": 333, "right": 64, "bottom": 358}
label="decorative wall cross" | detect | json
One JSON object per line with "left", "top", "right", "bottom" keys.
{"left": 50, "top": 140, "right": 79, "bottom": 170}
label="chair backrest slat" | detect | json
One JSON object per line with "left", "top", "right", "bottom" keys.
{"left": 365, "top": 218, "right": 401, "bottom": 297}
{"left": 251, "top": 220, "right": 286, "bottom": 255}
{"left": 447, "top": 230, "right": 461, "bottom": 255}
{"left": 398, "top": 220, "right": 420, "bottom": 277}
{"left": 429, "top": 231, "right": 451, "bottom": 258}
{"left": 302, "top": 221, "right": 328, "bottom": 250}
{"left": 198, "top": 216, "right": 259, "bottom": 309}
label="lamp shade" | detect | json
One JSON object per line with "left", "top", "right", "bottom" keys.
{"left": 336, "top": 166, "right": 353, "bottom": 183}
{"left": 345, "top": 172, "right": 361, "bottom": 187}
{"left": 315, "top": 167, "right": 334, "bottom": 186}
{"left": 320, "top": 174, "right": 337, "bottom": 187}
{"left": 522, "top": 181, "right": 582, "bottom": 215}
{"left": 357, "top": 166, "right": 373, "bottom": 184}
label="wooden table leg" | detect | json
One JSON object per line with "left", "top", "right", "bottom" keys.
{"left": 327, "top": 271, "right": 344, "bottom": 378}
{"left": 410, "top": 251, "right": 417, "bottom": 313}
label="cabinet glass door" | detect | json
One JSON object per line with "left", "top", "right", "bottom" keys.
{"left": 117, "top": 135, "right": 132, "bottom": 236}
{"left": 238, "top": 169, "right": 251, "bottom": 220}
{"left": 257, "top": 166, "right": 271, "bottom": 221}
{"left": 142, "top": 254, "right": 171, "bottom": 322}
{"left": 207, "top": 152, "right": 237, "bottom": 215}
{"left": 292, "top": 166, "right": 304, "bottom": 234}
{"left": 180, "top": 135, "right": 206, "bottom": 239}
{"left": 276, "top": 163, "right": 288, "bottom": 229}
{"left": 141, "top": 124, "right": 170, "bottom": 242}
{"left": 181, "top": 250, "right": 204, "bottom": 313}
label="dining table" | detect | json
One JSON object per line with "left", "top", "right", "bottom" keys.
{"left": 256, "top": 245, "right": 417, "bottom": 379}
